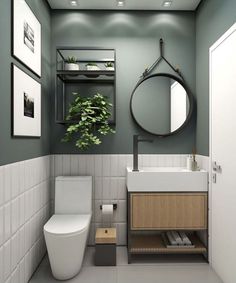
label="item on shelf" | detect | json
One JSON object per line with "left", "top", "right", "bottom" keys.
{"left": 171, "top": 231, "right": 184, "bottom": 245}
{"left": 166, "top": 231, "right": 177, "bottom": 245}
{"left": 179, "top": 231, "right": 192, "bottom": 246}
{"left": 192, "top": 147, "right": 199, "bottom": 171}
{"left": 55, "top": 47, "right": 116, "bottom": 125}
{"left": 104, "top": 62, "right": 114, "bottom": 71}
{"left": 65, "top": 56, "right": 79, "bottom": 71}
{"left": 186, "top": 147, "right": 199, "bottom": 171}
{"left": 162, "top": 232, "right": 195, "bottom": 249}
{"left": 186, "top": 155, "right": 195, "bottom": 171}
{"left": 86, "top": 63, "right": 100, "bottom": 71}
{"left": 85, "top": 63, "right": 100, "bottom": 78}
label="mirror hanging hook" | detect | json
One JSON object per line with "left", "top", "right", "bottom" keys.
{"left": 159, "top": 38, "right": 164, "bottom": 57}
{"left": 141, "top": 38, "right": 184, "bottom": 81}
{"left": 141, "top": 39, "right": 163, "bottom": 78}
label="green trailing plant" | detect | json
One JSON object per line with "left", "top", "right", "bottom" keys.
{"left": 105, "top": 62, "right": 114, "bottom": 68}
{"left": 66, "top": 56, "right": 77, "bottom": 64}
{"left": 62, "top": 93, "right": 115, "bottom": 150}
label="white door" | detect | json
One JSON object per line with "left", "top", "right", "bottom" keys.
{"left": 210, "top": 23, "right": 236, "bottom": 283}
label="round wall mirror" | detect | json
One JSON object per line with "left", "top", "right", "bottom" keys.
{"left": 130, "top": 73, "right": 193, "bottom": 136}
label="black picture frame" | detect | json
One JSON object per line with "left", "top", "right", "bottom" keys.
{"left": 11, "top": 0, "right": 42, "bottom": 78}
{"left": 11, "top": 63, "right": 41, "bottom": 138}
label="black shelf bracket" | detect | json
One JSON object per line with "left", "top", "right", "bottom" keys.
{"left": 55, "top": 47, "right": 116, "bottom": 125}
{"left": 141, "top": 38, "right": 184, "bottom": 81}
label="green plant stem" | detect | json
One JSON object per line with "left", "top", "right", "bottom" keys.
{"left": 62, "top": 93, "right": 115, "bottom": 150}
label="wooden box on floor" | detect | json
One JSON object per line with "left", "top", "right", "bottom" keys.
{"left": 95, "top": 228, "right": 117, "bottom": 266}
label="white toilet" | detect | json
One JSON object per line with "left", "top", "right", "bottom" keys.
{"left": 44, "top": 176, "right": 92, "bottom": 280}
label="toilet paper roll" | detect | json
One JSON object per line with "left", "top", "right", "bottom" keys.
{"left": 101, "top": 204, "right": 114, "bottom": 216}
{"left": 101, "top": 205, "right": 114, "bottom": 227}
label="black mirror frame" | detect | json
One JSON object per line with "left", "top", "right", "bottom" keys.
{"left": 130, "top": 72, "right": 194, "bottom": 137}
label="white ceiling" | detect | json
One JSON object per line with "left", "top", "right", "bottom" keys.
{"left": 47, "top": 0, "right": 202, "bottom": 11}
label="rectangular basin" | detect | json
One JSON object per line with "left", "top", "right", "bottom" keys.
{"left": 126, "top": 167, "right": 208, "bottom": 192}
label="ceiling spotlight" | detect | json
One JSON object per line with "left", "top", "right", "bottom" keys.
{"left": 117, "top": 0, "right": 125, "bottom": 7}
{"left": 69, "top": 0, "right": 78, "bottom": 6}
{"left": 162, "top": 1, "right": 172, "bottom": 8}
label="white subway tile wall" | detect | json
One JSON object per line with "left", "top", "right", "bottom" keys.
{"left": 0, "top": 156, "right": 51, "bottom": 283}
{"left": 196, "top": 155, "right": 210, "bottom": 171}
{"left": 51, "top": 154, "right": 189, "bottom": 246}
{"left": 0, "top": 153, "right": 209, "bottom": 283}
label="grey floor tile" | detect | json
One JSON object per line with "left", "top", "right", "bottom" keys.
{"left": 83, "top": 247, "right": 95, "bottom": 267}
{"left": 29, "top": 248, "right": 222, "bottom": 283}
{"left": 29, "top": 257, "right": 58, "bottom": 283}
{"left": 117, "top": 247, "right": 207, "bottom": 266}
{"left": 117, "top": 265, "right": 223, "bottom": 283}
{"left": 30, "top": 257, "right": 117, "bottom": 283}
{"left": 117, "top": 247, "right": 128, "bottom": 266}
{"left": 68, "top": 267, "right": 117, "bottom": 283}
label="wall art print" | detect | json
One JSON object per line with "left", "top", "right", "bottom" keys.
{"left": 12, "top": 0, "right": 41, "bottom": 77}
{"left": 12, "top": 64, "right": 41, "bottom": 137}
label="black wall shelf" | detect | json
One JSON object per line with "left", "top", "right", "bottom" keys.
{"left": 55, "top": 47, "right": 116, "bottom": 125}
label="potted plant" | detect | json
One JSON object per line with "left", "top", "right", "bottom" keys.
{"left": 62, "top": 92, "right": 115, "bottom": 150}
{"left": 65, "top": 56, "right": 79, "bottom": 71}
{"left": 104, "top": 62, "right": 114, "bottom": 71}
{"left": 86, "top": 62, "right": 100, "bottom": 71}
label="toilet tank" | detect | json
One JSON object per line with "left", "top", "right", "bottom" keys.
{"left": 55, "top": 176, "right": 92, "bottom": 214}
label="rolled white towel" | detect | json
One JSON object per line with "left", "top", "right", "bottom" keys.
{"left": 166, "top": 231, "right": 177, "bottom": 245}
{"left": 171, "top": 231, "right": 184, "bottom": 245}
{"left": 179, "top": 231, "right": 192, "bottom": 246}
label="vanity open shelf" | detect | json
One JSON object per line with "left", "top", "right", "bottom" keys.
{"left": 129, "top": 234, "right": 207, "bottom": 255}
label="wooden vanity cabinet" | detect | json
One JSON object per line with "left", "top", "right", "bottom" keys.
{"left": 127, "top": 192, "right": 208, "bottom": 263}
{"left": 130, "top": 193, "right": 207, "bottom": 230}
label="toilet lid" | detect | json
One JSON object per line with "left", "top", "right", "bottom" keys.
{"left": 44, "top": 214, "right": 91, "bottom": 235}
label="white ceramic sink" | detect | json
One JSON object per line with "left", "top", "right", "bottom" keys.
{"left": 126, "top": 167, "right": 208, "bottom": 192}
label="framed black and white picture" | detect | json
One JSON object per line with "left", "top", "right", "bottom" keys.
{"left": 12, "top": 64, "right": 41, "bottom": 137}
{"left": 12, "top": 0, "right": 41, "bottom": 77}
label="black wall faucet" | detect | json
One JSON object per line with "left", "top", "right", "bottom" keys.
{"left": 133, "top": 135, "right": 154, "bottom": 172}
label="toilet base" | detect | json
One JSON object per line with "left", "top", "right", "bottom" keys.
{"left": 44, "top": 221, "right": 90, "bottom": 280}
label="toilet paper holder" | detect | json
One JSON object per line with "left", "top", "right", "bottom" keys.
{"left": 100, "top": 204, "right": 118, "bottom": 210}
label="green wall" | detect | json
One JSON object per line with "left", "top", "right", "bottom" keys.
{"left": 51, "top": 11, "right": 196, "bottom": 154}
{"left": 0, "top": 0, "right": 51, "bottom": 166}
{"left": 3, "top": 0, "right": 233, "bottom": 159}
{"left": 196, "top": 0, "right": 236, "bottom": 156}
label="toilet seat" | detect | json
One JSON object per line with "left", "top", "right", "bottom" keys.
{"left": 44, "top": 214, "right": 91, "bottom": 236}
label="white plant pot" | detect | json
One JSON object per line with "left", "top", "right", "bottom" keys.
{"left": 86, "top": 65, "right": 100, "bottom": 71}
{"left": 65, "top": 63, "right": 79, "bottom": 71}
{"left": 105, "top": 67, "right": 114, "bottom": 71}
